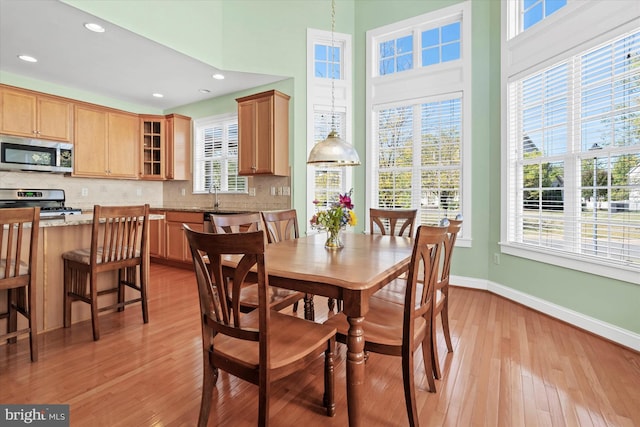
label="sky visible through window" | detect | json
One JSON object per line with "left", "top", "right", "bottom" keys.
{"left": 523, "top": 0, "right": 567, "bottom": 30}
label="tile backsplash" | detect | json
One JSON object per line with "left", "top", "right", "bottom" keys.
{"left": 0, "top": 171, "right": 163, "bottom": 210}
{"left": 0, "top": 171, "right": 290, "bottom": 212}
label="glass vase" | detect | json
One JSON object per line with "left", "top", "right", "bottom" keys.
{"left": 325, "top": 228, "right": 343, "bottom": 250}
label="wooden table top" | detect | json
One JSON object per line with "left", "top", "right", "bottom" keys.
{"left": 262, "top": 232, "right": 413, "bottom": 291}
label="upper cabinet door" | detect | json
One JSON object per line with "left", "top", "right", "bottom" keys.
{"left": 0, "top": 86, "right": 72, "bottom": 142}
{"left": 108, "top": 112, "right": 139, "bottom": 178}
{"left": 236, "top": 89, "right": 290, "bottom": 176}
{"left": 73, "top": 106, "right": 139, "bottom": 178}
{"left": 74, "top": 105, "right": 108, "bottom": 177}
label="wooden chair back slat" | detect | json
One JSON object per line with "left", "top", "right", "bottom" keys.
{"left": 370, "top": 208, "right": 417, "bottom": 237}
{"left": 210, "top": 212, "right": 262, "bottom": 234}
{"left": 261, "top": 210, "right": 299, "bottom": 243}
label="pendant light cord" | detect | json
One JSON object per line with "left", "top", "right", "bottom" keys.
{"left": 330, "top": 0, "right": 336, "bottom": 132}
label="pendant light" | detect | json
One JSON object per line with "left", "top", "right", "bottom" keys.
{"left": 307, "top": 0, "right": 361, "bottom": 167}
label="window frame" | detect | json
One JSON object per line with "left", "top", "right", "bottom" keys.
{"left": 307, "top": 28, "right": 354, "bottom": 233}
{"left": 501, "top": 0, "right": 640, "bottom": 283}
{"left": 366, "top": 1, "right": 472, "bottom": 245}
{"left": 192, "top": 113, "right": 248, "bottom": 195}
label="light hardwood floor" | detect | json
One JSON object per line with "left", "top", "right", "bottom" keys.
{"left": 1, "top": 264, "right": 639, "bottom": 426}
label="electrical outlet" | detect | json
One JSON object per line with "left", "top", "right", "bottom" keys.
{"left": 270, "top": 187, "right": 277, "bottom": 196}
{"left": 136, "top": 188, "right": 142, "bottom": 197}
{"left": 249, "top": 187, "right": 256, "bottom": 196}
{"left": 283, "top": 186, "right": 290, "bottom": 196}
{"left": 81, "top": 188, "right": 88, "bottom": 197}
{"left": 493, "top": 253, "right": 500, "bottom": 265}
{"left": 277, "top": 187, "right": 283, "bottom": 196}
{"left": 181, "top": 188, "right": 186, "bottom": 196}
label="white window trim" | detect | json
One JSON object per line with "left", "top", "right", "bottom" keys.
{"left": 192, "top": 113, "right": 247, "bottom": 195}
{"left": 366, "top": 1, "right": 472, "bottom": 246}
{"left": 500, "top": 0, "right": 640, "bottom": 283}
{"left": 306, "top": 28, "right": 353, "bottom": 231}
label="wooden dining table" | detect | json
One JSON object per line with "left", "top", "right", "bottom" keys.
{"left": 226, "top": 231, "right": 414, "bottom": 426}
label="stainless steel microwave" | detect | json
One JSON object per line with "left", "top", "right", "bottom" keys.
{"left": 0, "top": 135, "right": 73, "bottom": 173}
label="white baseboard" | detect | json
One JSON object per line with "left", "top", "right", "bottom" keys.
{"left": 450, "top": 275, "right": 640, "bottom": 352}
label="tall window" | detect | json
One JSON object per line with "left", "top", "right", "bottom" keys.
{"left": 192, "top": 114, "right": 247, "bottom": 194}
{"left": 503, "top": 0, "right": 640, "bottom": 281}
{"left": 376, "top": 97, "right": 462, "bottom": 225}
{"left": 368, "top": 2, "right": 471, "bottom": 241}
{"left": 307, "top": 29, "right": 353, "bottom": 225}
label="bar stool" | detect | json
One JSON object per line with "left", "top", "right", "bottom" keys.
{"left": 0, "top": 207, "right": 40, "bottom": 362}
{"left": 62, "top": 204, "right": 149, "bottom": 341}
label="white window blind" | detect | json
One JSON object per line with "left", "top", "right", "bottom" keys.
{"left": 375, "top": 96, "right": 462, "bottom": 226}
{"left": 312, "top": 109, "right": 347, "bottom": 208}
{"left": 193, "top": 115, "right": 247, "bottom": 194}
{"left": 507, "top": 30, "right": 640, "bottom": 269}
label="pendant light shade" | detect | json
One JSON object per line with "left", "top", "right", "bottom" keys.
{"left": 307, "top": 130, "right": 361, "bottom": 166}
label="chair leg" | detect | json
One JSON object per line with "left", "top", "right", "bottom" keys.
{"left": 140, "top": 264, "right": 149, "bottom": 324}
{"left": 402, "top": 350, "right": 419, "bottom": 427}
{"left": 7, "top": 289, "right": 17, "bottom": 344}
{"left": 323, "top": 338, "right": 336, "bottom": 416}
{"left": 63, "top": 261, "right": 72, "bottom": 328}
{"left": 89, "top": 271, "right": 100, "bottom": 341}
{"left": 441, "top": 300, "right": 453, "bottom": 353}
{"left": 258, "top": 375, "right": 270, "bottom": 427}
{"left": 197, "top": 353, "right": 217, "bottom": 427}
{"left": 27, "top": 283, "right": 38, "bottom": 362}
{"left": 117, "top": 268, "right": 125, "bottom": 312}
{"left": 431, "top": 315, "right": 442, "bottom": 380}
{"left": 421, "top": 335, "right": 436, "bottom": 393}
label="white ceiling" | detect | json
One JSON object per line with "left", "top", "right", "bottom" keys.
{"left": 0, "top": 0, "right": 287, "bottom": 111}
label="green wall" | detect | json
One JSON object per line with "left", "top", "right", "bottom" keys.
{"left": 12, "top": 0, "right": 638, "bottom": 336}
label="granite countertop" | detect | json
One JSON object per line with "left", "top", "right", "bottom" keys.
{"left": 39, "top": 213, "right": 165, "bottom": 228}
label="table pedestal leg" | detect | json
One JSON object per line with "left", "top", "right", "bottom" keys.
{"left": 346, "top": 315, "right": 365, "bottom": 427}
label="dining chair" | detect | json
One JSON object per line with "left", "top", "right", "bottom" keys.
{"left": 327, "top": 207, "right": 418, "bottom": 312}
{"left": 0, "top": 207, "right": 39, "bottom": 362}
{"left": 261, "top": 209, "right": 314, "bottom": 317}
{"left": 369, "top": 208, "right": 418, "bottom": 237}
{"left": 432, "top": 217, "right": 463, "bottom": 380}
{"left": 210, "top": 212, "right": 305, "bottom": 314}
{"left": 184, "top": 226, "right": 336, "bottom": 426}
{"left": 62, "top": 204, "right": 150, "bottom": 341}
{"left": 324, "top": 224, "right": 447, "bottom": 427}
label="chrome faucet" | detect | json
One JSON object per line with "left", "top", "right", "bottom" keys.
{"left": 209, "top": 182, "right": 220, "bottom": 211}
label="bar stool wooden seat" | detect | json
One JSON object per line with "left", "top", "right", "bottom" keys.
{"left": 62, "top": 204, "right": 149, "bottom": 341}
{"left": 0, "top": 207, "right": 39, "bottom": 362}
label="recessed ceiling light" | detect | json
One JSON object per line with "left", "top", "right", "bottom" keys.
{"left": 152, "top": 93, "right": 164, "bottom": 98}
{"left": 212, "top": 73, "right": 225, "bottom": 80}
{"left": 199, "top": 89, "right": 211, "bottom": 94}
{"left": 84, "top": 23, "right": 105, "bottom": 33}
{"left": 18, "top": 55, "right": 37, "bottom": 63}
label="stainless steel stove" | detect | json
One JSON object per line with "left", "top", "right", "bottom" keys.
{"left": 0, "top": 188, "right": 82, "bottom": 218}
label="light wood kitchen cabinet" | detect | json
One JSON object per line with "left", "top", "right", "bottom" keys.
{"left": 0, "top": 85, "right": 72, "bottom": 142}
{"left": 149, "top": 209, "right": 166, "bottom": 258}
{"left": 165, "top": 114, "right": 191, "bottom": 180}
{"left": 140, "top": 114, "right": 191, "bottom": 180}
{"left": 236, "top": 89, "right": 289, "bottom": 176}
{"left": 164, "top": 211, "right": 204, "bottom": 264}
{"left": 74, "top": 104, "right": 139, "bottom": 178}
